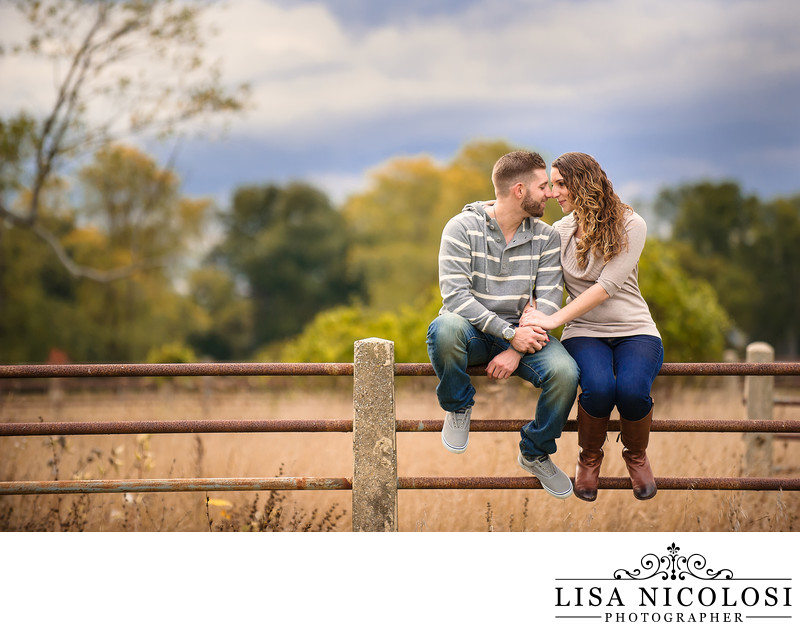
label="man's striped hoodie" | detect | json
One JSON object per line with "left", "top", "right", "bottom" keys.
{"left": 437, "top": 201, "right": 564, "bottom": 339}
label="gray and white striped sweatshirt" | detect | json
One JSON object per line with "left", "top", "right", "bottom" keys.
{"left": 437, "top": 201, "right": 564, "bottom": 339}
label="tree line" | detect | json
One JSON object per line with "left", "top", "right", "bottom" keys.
{"left": 1, "top": 1, "right": 797, "bottom": 365}
{"left": 2, "top": 137, "right": 798, "bottom": 364}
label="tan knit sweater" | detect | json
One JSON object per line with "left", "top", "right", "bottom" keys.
{"left": 553, "top": 209, "right": 661, "bottom": 340}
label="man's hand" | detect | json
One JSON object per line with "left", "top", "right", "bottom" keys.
{"left": 486, "top": 348, "right": 522, "bottom": 380}
{"left": 511, "top": 325, "right": 549, "bottom": 353}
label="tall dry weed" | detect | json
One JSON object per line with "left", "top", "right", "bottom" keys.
{"left": 1, "top": 379, "right": 798, "bottom": 532}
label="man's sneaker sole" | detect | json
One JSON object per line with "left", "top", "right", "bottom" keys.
{"left": 442, "top": 433, "right": 468, "bottom": 454}
{"left": 518, "top": 453, "right": 574, "bottom": 499}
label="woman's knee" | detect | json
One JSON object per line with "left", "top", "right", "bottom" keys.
{"left": 615, "top": 389, "right": 653, "bottom": 420}
{"left": 579, "top": 391, "right": 615, "bottom": 417}
{"left": 578, "top": 373, "right": 616, "bottom": 417}
{"left": 615, "top": 370, "right": 656, "bottom": 419}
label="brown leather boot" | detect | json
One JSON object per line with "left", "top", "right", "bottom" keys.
{"left": 619, "top": 405, "right": 657, "bottom": 500}
{"left": 574, "top": 403, "right": 609, "bottom": 502}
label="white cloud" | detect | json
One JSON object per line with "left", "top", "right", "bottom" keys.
{"left": 2, "top": 0, "right": 797, "bottom": 201}
{"left": 4, "top": 0, "right": 798, "bottom": 135}
{"left": 195, "top": 0, "right": 800, "bottom": 138}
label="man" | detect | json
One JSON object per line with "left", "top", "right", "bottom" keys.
{"left": 426, "top": 150, "right": 579, "bottom": 499}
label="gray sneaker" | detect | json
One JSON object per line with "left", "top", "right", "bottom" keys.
{"left": 442, "top": 407, "right": 472, "bottom": 454}
{"left": 518, "top": 453, "right": 574, "bottom": 499}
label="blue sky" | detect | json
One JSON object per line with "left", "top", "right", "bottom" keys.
{"left": 2, "top": 0, "right": 799, "bottom": 212}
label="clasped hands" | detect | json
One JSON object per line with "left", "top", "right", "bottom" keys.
{"left": 519, "top": 302, "right": 558, "bottom": 331}
{"left": 485, "top": 303, "right": 554, "bottom": 380}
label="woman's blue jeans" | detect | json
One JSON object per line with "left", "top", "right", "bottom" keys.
{"left": 561, "top": 335, "right": 664, "bottom": 421}
{"left": 426, "top": 312, "right": 579, "bottom": 458}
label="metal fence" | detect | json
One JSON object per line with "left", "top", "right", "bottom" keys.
{"left": 1, "top": 339, "right": 799, "bottom": 531}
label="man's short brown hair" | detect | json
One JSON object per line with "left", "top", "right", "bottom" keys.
{"left": 492, "top": 150, "right": 546, "bottom": 193}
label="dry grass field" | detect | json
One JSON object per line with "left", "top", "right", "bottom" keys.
{"left": 1, "top": 376, "right": 798, "bottom": 532}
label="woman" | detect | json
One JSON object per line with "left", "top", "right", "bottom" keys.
{"left": 520, "top": 152, "right": 664, "bottom": 501}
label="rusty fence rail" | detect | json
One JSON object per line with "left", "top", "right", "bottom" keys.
{"left": 1, "top": 338, "right": 799, "bottom": 531}
{"left": 2, "top": 360, "right": 799, "bottom": 378}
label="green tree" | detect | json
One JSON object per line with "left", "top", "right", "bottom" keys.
{"left": 0, "top": 115, "right": 36, "bottom": 198}
{"left": 78, "top": 145, "right": 208, "bottom": 272}
{"left": 656, "top": 181, "right": 758, "bottom": 257}
{"left": 0, "top": 114, "right": 38, "bottom": 334}
{"left": 638, "top": 239, "right": 732, "bottom": 362}
{"left": 186, "top": 265, "right": 253, "bottom": 360}
{"left": 654, "top": 180, "right": 799, "bottom": 356}
{"left": 343, "top": 155, "right": 444, "bottom": 309}
{"left": 654, "top": 181, "right": 758, "bottom": 332}
{"left": 73, "top": 145, "right": 211, "bottom": 359}
{"left": 214, "top": 183, "right": 365, "bottom": 350}
{"left": 0, "top": 0, "right": 248, "bottom": 281}
{"left": 0, "top": 215, "right": 83, "bottom": 363}
{"left": 279, "top": 239, "right": 733, "bottom": 365}
{"left": 0, "top": 145, "right": 212, "bottom": 362}
{"left": 748, "top": 195, "right": 800, "bottom": 356}
{"left": 278, "top": 286, "right": 442, "bottom": 363}
{"left": 342, "top": 139, "right": 525, "bottom": 310}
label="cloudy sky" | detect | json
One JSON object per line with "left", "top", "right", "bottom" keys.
{"left": 2, "top": 0, "right": 799, "bottom": 211}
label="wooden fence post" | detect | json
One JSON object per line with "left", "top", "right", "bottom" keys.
{"left": 352, "top": 338, "right": 398, "bottom": 532}
{"left": 743, "top": 342, "right": 775, "bottom": 476}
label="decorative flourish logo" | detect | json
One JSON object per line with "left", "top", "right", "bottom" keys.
{"left": 613, "top": 542, "right": 734, "bottom": 581}
{"left": 554, "top": 541, "right": 793, "bottom": 625}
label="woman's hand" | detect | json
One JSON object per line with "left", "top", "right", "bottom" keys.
{"left": 520, "top": 308, "right": 558, "bottom": 331}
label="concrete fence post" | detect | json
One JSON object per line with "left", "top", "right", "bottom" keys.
{"left": 352, "top": 338, "right": 398, "bottom": 532}
{"left": 743, "top": 342, "right": 775, "bottom": 476}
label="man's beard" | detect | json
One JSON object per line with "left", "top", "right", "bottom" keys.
{"left": 521, "top": 192, "right": 545, "bottom": 217}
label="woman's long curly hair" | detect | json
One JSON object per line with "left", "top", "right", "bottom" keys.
{"left": 552, "top": 152, "right": 630, "bottom": 269}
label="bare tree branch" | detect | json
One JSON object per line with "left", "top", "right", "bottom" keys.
{"left": 30, "top": 4, "right": 109, "bottom": 224}
{"left": 1, "top": 200, "right": 162, "bottom": 282}
{"left": 3, "top": 0, "right": 249, "bottom": 282}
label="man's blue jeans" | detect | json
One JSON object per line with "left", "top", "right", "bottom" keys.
{"left": 561, "top": 335, "right": 664, "bottom": 421}
{"left": 426, "top": 312, "right": 579, "bottom": 458}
